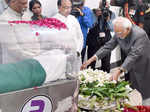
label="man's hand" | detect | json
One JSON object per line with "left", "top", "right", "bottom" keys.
{"left": 74, "top": 7, "right": 84, "bottom": 16}
{"left": 80, "top": 55, "right": 97, "bottom": 70}
{"left": 109, "top": 69, "right": 121, "bottom": 81}
{"left": 80, "top": 60, "right": 91, "bottom": 70}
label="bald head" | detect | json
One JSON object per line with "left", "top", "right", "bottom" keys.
{"left": 9, "top": 0, "right": 28, "bottom": 14}
{"left": 113, "top": 17, "right": 132, "bottom": 39}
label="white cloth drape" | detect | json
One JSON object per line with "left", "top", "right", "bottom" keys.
{"left": 34, "top": 50, "right": 67, "bottom": 83}
{"left": 0, "top": 22, "right": 79, "bottom": 82}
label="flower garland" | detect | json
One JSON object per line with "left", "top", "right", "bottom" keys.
{"left": 78, "top": 68, "right": 133, "bottom": 112}
{"left": 8, "top": 18, "right": 67, "bottom": 30}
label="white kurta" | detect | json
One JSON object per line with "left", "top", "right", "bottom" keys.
{"left": 0, "top": 7, "right": 31, "bottom": 21}
{"left": 0, "top": 7, "right": 37, "bottom": 64}
{"left": 53, "top": 13, "right": 84, "bottom": 53}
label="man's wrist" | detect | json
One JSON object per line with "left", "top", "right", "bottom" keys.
{"left": 90, "top": 55, "right": 97, "bottom": 62}
{"left": 80, "top": 12, "right": 84, "bottom": 16}
{"left": 118, "top": 67, "right": 126, "bottom": 73}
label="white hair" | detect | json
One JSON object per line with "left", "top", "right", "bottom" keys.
{"left": 113, "top": 16, "right": 132, "bottom": 29}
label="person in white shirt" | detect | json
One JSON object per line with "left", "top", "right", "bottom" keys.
{"left": 0, "top": 0, "right": 30, "bottom": 21}
{"left": 0, "top": 0, "right": 30, "bottom": 64}
{"left": 0, "top": 0, "right": 9, "bottom": 15}
{"left": 53, "top": 0, "right": 84, "bottom": 56}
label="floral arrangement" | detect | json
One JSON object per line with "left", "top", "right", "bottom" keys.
{"left": 8, "top": 18, "right": 67, "bottom": 30}
{"left": 78, "top": 68, "right": 133, "bottom": 112}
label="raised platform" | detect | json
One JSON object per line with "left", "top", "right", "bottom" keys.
{"left": 0, "top": 78, "right": 79, "bottom": 112}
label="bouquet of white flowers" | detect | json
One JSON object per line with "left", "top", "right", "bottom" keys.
{"left": 78, "top": 68, "right": 133, "bottom": 112}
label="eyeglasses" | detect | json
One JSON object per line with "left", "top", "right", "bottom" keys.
{"left": 115, "top": 29, "right": 127, "bottom": 37}
{"left": 61, "top": 6, "right": 72, "bottom": 9}
{"left": 115, "top": 31, "right": 123, "bottom": 35}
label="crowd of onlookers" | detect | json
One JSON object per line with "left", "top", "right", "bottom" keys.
{"left": 0, "top": 0, "right": 149, "bottom": 71}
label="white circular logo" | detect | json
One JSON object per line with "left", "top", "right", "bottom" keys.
{"left": 21, "top": 95, "right": 53, "bottom": 112}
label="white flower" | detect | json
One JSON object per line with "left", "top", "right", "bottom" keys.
{"left": 78, "top": 68, "right": 110, "bottom": 85}
{"left": 125, "top": 85, "right": 133, "bottom": 92}
{"left": 111, "top": 80, "right": 117, "bottom": 84}
{"left": 78, "top": 68, "right": 133, "bottom": 111}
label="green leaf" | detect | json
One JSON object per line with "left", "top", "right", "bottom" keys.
{"left": 81, "top": 75, "right": 85, "bottom": 81}
{"left": 116, "top": 87, "right": 126, "bottom": 93}
{"left": 93, "top": 91, "right": 104, "bottom": 99}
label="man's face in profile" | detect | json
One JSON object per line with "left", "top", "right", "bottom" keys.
{"left": 114, "top": 24, "right": 130, "bottom": 39}
{"left": 59, "top": 0, "right": 72, "bottom": 17}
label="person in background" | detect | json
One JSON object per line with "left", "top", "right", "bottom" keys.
{"left": 135, "top": 2, "right": 150, "bottom": 40}
{"left": 86, "top": 0, "right": 115, "bottom": 72}
{"left": 0, "top": 0, "right": 29, "bottom": 64}
{"left": 120, "top": 0, "right": 150, "bottom": 40}
{"left": 71, "top": 0, "right": 93, "bottom": 63}
{"left": 0, "top": 0, "right": 29, "bottom": 21}
{"left": 53, "top": 0, "right": 83, "bottom": 59}
{"left": 29, "top": 0, "right": 46, "bottom": 21}
{"left": 81, "top": 17, "right": 150, "bottom": 103}
{"left": 53, "top": 0, "right": 84, "bottom": 73}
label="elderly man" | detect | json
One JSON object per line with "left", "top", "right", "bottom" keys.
{"left": 0, "top": 0, "right": 29, "bottom": 21}
{"left": 53, "top": 0, "right": 83, "bottom": 58}
{"left": 81, "top": 17, "right": 150, "bottom": 101}
{"left": 0, "top": 0, "right": 33, "bottom": 64}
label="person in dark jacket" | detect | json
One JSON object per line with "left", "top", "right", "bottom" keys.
{"left": 86, "top": 0, "right": 115, "bottom": 72}
{"left": 29, "top": 0, "right": 46, "bottom": 20}
{"left": 81, "top": 17, "right": 150, "bottom": 101}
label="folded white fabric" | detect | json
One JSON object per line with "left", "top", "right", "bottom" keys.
{"left": 34, "top": 49, "right": 67, "bottom": 83}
